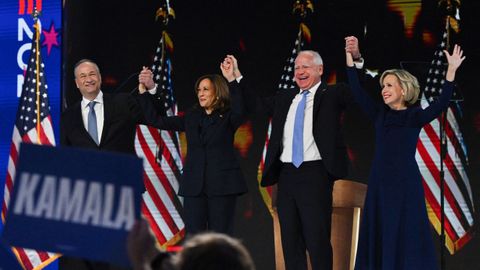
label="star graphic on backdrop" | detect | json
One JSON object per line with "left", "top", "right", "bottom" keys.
{"left": 42, "top": 23, "right": 59, "bottom": 56}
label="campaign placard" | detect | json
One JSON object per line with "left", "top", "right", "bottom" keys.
{"left": 2, "top": 143, "right": 144, "bottom": 267}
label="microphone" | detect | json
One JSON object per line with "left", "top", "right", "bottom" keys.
{"left": 113, "top": 71, "right": 140, "bottom": 94}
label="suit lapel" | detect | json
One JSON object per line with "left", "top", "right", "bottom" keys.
{"left": 267, "top": 89, "right": 297, "bottom": 144}
{"left": 99, "top": 94, "right": 112, "bottom": 146}
{"left": 74, "top": 103, "right": 89, "bottom": 135}
{"left": 280, "top": 89, "right": 298, "bottom": 119}
{"left": 72, "top": 102, "right": 98, "bottom": 145}
{"left": 313, "top": 81, "right": 328, "bottom": 121}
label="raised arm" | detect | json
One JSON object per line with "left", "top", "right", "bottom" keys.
{"left": 222, "top": 54, "right": 277, "bottom": 117}
{"left": 445, "top": 44, "right": 465, "bottom": 82}
{"left": 221, "top": 55, "right": 246, "bottom": 128}
{"left": 134, "top": 65, "right": 186, "bottom": 130}
{"left": 136, "top": 93, "right": 186, "bottom": 131}
{"left": 221, "top": 55, "right": 236, "bottom": 83}
{"left": 138, "top": 66, "right": 156, "bottom": 94}
{"left": 415, "top": 44, "right": 466, "bottom": 126}
{"left": 345, "top": 38, "right": 379, "bottom": 121}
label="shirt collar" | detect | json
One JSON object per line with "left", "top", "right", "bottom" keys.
{"left": 299, "top": 80, "right": 321, "bottom": 96}
{"left": 81, "top": 90, "right": 104, "bottom": 109}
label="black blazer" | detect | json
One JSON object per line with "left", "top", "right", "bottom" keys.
{"left": 260, "top": 81, "right": 353, "bottom": 187}
{"left": 60, "top": 93, "right": 149, "bottom": 155}
{"left": 143, "top": 81, "right": 247, "bottom": 197}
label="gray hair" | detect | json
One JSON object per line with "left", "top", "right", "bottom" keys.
{"left": 74, "top": 59, "right": 101, "bottom": 78}
{"left": 297, "top": 50, "right": 323, "bottom": 65}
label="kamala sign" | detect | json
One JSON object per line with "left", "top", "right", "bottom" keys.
{"left": 12, "top": 173, "right": 136, "bottom": 230}
{"left": 2, "top": 143, "right": 144, "bottom": 267}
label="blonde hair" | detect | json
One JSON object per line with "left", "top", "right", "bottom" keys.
{"left": 380, "top": 69, "right": 420, "bottom": 106}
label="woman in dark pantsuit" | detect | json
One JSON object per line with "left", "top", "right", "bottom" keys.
{"left": 140, "top": 56, "right": 247, "bottom": 236}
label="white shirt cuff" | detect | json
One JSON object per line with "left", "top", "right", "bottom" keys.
{"left": 147, "top": 84, "right": 158, "bottom": 95}
{"left": 353, "top": 58, "right": 364, "bottom": 69}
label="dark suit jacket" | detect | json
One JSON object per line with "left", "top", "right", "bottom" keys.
{"left": 143, "top": 81, "right": 247, "bottom": 197}
{"left": 260, "top": 81, "right": 353, "bottom": 187}
{"left": 60, "top": 93, "right": 149, "bottom": 155}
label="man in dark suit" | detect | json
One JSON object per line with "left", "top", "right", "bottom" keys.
{"left": 241, "top": 38, "right": 362, "bottom": 270}
{"left": 61, "top": 59, "right": 155, "bottom": 154}
{"left": 60, "top": 59, "right": 156, "bottom": 270}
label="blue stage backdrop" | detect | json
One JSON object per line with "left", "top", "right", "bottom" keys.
{"left": 0, "top": 1, "right": 61, "bottom": 269}
{"left": 0, "top": 0, "right": 61, "bottom": 211}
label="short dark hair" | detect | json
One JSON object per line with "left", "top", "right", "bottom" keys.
{"left": 173, "top": 233, "right": 255, "bottom": 270}
{"left": 194, "top": 74, "right": 230, "bottom": 112}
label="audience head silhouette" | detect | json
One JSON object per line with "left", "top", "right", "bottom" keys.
{"left": 171, "top": 232, "right": 255, "bottom": 270}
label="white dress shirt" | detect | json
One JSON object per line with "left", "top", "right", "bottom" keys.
{"left": 80, "top": 87, "right": 157, "bottom": 144}
{"left": 81, "top": 91, "right": 104, "bottom": 144}
{"left": 280, "top": 81, "right": 322, "bottom": 163}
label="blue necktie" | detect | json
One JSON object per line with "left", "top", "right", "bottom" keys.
{"left": 87, "top": 101, "right": 99, "bottom": 145}
{"left": 292, "top": 90, "right": 309, "bottom": 168}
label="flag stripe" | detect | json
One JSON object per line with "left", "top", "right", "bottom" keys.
{"left": 138, "top": 129, "right": 183, "bottom": 224}
{"left": 135, "top": 31, "right": 184, "bottom": 247}
{"left": 422, "top": 177, "right": 460, "bottom": 241}
{"left": 15, "top": 248, "right": 35, "bottom": 269}
{"left": 2, "top": 20, "right": 58, "bottom": 269}
{"left": 421, "top": 123, "right": 473, "bottom": 227}
{"left": 142, "top": 195, "right": 168, "bottom": 243}
{"left": 136, "top": 132, "right": 180, "bottom": 234}
{"left": 416, "top": 29, "right": 474, "bottom": 253}
{"left": 417, "top": 139, "right": 464, "bottom": 238}
{"left": 142, "top": 128, "right": 184, "bottom": 221}
{"left": 137, "top": 128, "right": 177, "bottom": 201}
{"left": 152, "top": 128, "right": 182, "bottom": 194}
{"left": 425, "top": 110, "right": 474, "bottom": 210}
{"left": 444, "top": 109, "right": 474, "bottom": 203}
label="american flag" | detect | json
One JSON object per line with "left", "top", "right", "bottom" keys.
{"left": 1, "top": 18, "right": 59, "bottom": 269}
{"left": 135, "top": 31, "right": 185, "bottom": 246}
{"left": 257, "top": 27, "right": 306, "bottom": 214}
{"left": 416, "top": 29, "right": 475, "bottom": 254}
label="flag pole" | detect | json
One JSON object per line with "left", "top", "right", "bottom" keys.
{"left": 33, "top": 9, "right": 42, "bottom": 144}
{"left": 439, "top": 13, "right": 450, "bottom": 270}
{"left": 439, "top": 0, "right": 460, "bottom": 267}
{"left": 155, "top": 0, "right": 175, "bottom": 89}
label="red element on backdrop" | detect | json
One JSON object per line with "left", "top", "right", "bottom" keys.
{"left": 102, "top": 75, "right": 118, "bottom": 87}
{"left": 41, "top": 23, "right": 59, "bottom": 56}
{"left": 234, "top": 121, "right": 253, "bottom": 158}
{"left": 347, "top": 147, "right": 356, "bottom": 164}
{"left": 416, "top": 30, "right": 474, "bottom": 254}
{"left": 2, "top": 19, "right": 58, "bottom": 270}
{"left": 18, "top": 0, "right": 42, "bottom": 15}
{"left": 239, "top": 38, "right": 246, "bottom": 52}
{"left": 473, "top": 113, "right": 480, "bottom": 133}
{"left": 135, "top": 31, "right": 185, "bottom": 248}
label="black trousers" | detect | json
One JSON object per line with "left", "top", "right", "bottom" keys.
{"left": 183, "top": 194, "right": 237, "bottom": 236}
{"left": 277, "top": 160, "right": 334, "bottom": 270}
